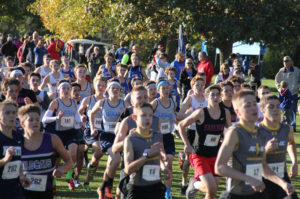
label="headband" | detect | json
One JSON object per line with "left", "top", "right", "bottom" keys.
{"left": 157, "top": 80, "right": 169, "bottom": 90}
{"left": 146, "top": 83, "right": 156, "bottom": 89}
{"left": 10, "top": 69, "right": 24, "bottom": 78}
{"left": 107, "top": 81, "right": 121, "bottom": 89}
{"left": 57, "top": 82, "right": 71, "bottom": 90}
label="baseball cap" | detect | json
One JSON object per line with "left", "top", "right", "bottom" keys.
{"left": 283, "top": 56, "right": 292, "bottom": 62}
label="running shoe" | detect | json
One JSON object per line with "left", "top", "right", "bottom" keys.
{"left": 104, "top": 187, "right": 113, "bottom": 199}
{"left": 67, "top": 179, "right": 75, "bottom": 190}
{"left": 165, "top": 188, "right": 172, "bottom": 199}
{"left": 181, "top": 184, "right": 188, "bottom": 195}
{"left": 74, "top": 178, "right": 82, "bottom": 188}
{"left": 84, "top": 183, "right": 91, "bottom": 192}
{"left": 186, "top": 177, "right": 198, "bottom": 199}
{"left": 178, "top": 152, "right": 185, "bottom": 170}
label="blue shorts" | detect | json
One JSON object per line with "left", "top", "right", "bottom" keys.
{"left": 84, "top": 128, "right": 100, "bottom": 146}
{"left": 99, "top": 132, "right": 115, "bottom": 153}
{"left": 163, "top": 133, "right": 175, "bottom": 155}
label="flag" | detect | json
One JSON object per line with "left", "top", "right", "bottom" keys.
{"left": 201, "top": 40, "right": 208, "bottom": 55}
{"left": 178, "top": 24, "right": 185, "bottom": 55}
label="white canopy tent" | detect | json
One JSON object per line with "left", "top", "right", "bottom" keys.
{"left": 216, "top": 41, "right": 261, "bottom": 55}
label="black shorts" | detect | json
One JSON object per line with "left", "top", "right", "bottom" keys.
{"left": 23, "top": 188, "right": 53, "bottom": 199}
{"left": 0, "top": 181, "right": 25, "bottom": 199}
{"left": 55, "top": 129, "right": 78, "bottom": 149}
{"left": 187, "top": 129, "right": 196, "bottom": 145}
{"left": 219, "top": 191, "right": 268, "bottom": 199}
{"left": 99, "top": 132, "right": 115, "bottom": 153}
{"left": 84, "top": 128, "right": 100, "bottom": 146}
{"left": 76, "top": 129, "right": 86, "bottom": 145}
{"left": 125, "top": 182, "right": 166, "bottom": 199}
{"left": 263, "top": 172, "right": 298, "bottom": 199}
{"left": 163, "top": 133, "right": 175, "bottom": 155}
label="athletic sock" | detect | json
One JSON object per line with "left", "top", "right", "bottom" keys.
{"left": 66, "top": 168, "right": 74, "bottom": 180}
{"left": 53, "top": 177, "right": 56, "bottom": 186}
{"left": 100, "top": 181, "right": 107, "bottom": 191}
{"left": 107, "top": 177, "right": 114, "bottom": 187}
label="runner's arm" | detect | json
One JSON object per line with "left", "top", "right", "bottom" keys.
{"left": 112, "top": 118, "right": 129, "bottom": 153}
{"left": 90, "top": 99, "right": 103, "bottom": 132}
{"left": 225, "top": 109, "right": 232, "bottom": 128}
{"left": 176, "top": 96, "right": 191, "bottom": 120}
{"left": 39, "top": 75, "right": 50, "bottom": 90}
{"left": 287, "top": 126, "right": 298, "bottom": 178}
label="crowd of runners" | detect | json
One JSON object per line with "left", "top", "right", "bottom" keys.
{"left": 0, "top": 33, "right": 299, "bottom": 199}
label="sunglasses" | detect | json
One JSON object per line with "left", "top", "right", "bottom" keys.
{"left": 283, "top": 60, "right": 289, "bottom": 62}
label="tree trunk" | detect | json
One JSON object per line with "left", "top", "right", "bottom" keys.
{"left": 165, "top": 33, "right": 177, "bottom": 62}
{"left": 218, "top": 41, "right": 233, "bottom": 66}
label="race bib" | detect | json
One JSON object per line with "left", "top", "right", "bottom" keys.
{"left": 61, "top": 116, "right": 74, "bottom": 128}
{"left": 142, "top": 165, "right": 160, "bottom": 181}
{"left": 25, "top": 174, "right": 47, "bottom": 192}
{"left": 204, "top": 134, "right": 221, "bottom": 147}
{"left": 2, "top": 160, "right": 21, "bottom": 179}
{"left": 2, "top": 146, "right": 21, "bottom": 156}
{"left": 246, "top": 163, "right": 262, "bottom": 184}
{"left": 104, "top": 122, "right": 116, "bottom": 132}
{"left": 268, "top": 162, "right": 285, "bottom": 178}
{"left": 94, "top": 118, "right": 102, "bottom": 130}
{"left": 161, "top": 122, "right": 171, "bottom": 134}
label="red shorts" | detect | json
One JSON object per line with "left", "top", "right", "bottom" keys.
{"left": 189, "top": 153, "right": 217, "bottom": 179}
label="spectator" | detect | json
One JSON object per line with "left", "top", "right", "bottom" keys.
{"left": 191, "top": 47, "right": 197, "bottom": 63}
{"left": 279, "top": 81, "right": 292, "bottom": 124}
{"left": 1, "top": 36, "right": 18, "bottom": 58}
{"left": 214, "top": 62, "right": 231, "bottom": 84}
{"left": 78, "top": 44, "right": 87, "bottom": 64}
{"left": 115, "top": 41, "right": 128, "bottom": 63}
{"left": 121, "top": 44, "right": 139, "bottom": 65}
{"left": 179, "top": 58, "right": 197, "bottom": 100}
{"left": 243, "top": 56, "right": 250, "bottom": 74}
{"left": 170, "top": 52, "right": 185, "bottom": 80}
{"left": 226, "top": 53, "right": 237, "bottom": 68}
{"left": 275, "top": 56, "right": 300, "bottom": 131}
{"left": 34, "top": 39, "right": 48, "bottom": 67}
{"left": 196, "top": 51, "right": 214, "bottom": 86}
{"left": 185, "top": 43, "right": 192, "bottom": 59}
{"left": 86, "top": 45, "right": 102, "bottom": 80}
{"left": 248, "top": 59, "right": 262, "bottom": 92}
{"left": 155, "top": 53, "right": 170, "bottom": 81}
{"left": 22, "top": 35, "right": 35, "bottom": 63}
{"left": 46, "top": 38, "right": 60, "bottom": 60}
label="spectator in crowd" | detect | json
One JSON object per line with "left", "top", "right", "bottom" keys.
{"left": 32, "top": 31, "right": 39, "bottom": 46}
{"left": 275, "top": 56, "right": 300, "bottom": 132}
{"left": 214, "top": 62, "right": 231, "bottom": 84}
{"left": 34, "top": 39, "right": 48, "bottom": 67}
{"left": 279, "top": 81, "right": 292, "bottom": 125}
{"left": 1, "top": 36, "right": 18, "bottom": 58}
{"left": 115, "top": 41, "right": 128, "bottom": 63}
{"left": 185, "top": 43, "right": 192, "bottom": 59}
{"left": 191, "top": 47, "right": 197, "bottom": 63}
{"left": 155, "top": 53, "right": 170, "bottom": 81}
{"left": 196, "top": 51, "right": 214, "bottom": 87}
{"left": 22, "top": 34, "right": 36, "bottom": 63}
{"left": 47, "top": 38, "right": 60, "bottom": 60}
{"left": 171, "top": 52, "right": 185, "bottom": 80}
{"left": 122, "top": 45, "right": 139, "bottom": 65}
{"left": 226, "top": 53, "right": 237, "bottom": 68}
{"left": 86, "top": 45, "right": 102, "bottom": 80}
{"left": 179, "top": 58, "right": 197, "bottom": 100}
{"left": 243, "top": 56, "right": 250, "bottom": 74}
{"left": 248, "top": 59, "right": 262, "bottom": 92}
{"left": 78, "top": 44, "right": 87, "bottom": 64}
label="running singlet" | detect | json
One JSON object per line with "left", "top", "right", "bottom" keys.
{"left": 128, "top": 131, "right": 162, "bottom": 186}
{"left": 258, "top": 123, "right": 290, "bottom": 178}
{"left": 153, "top": 98, "right": 176, "bottom": 134}
{"left": 187, "top": 94, "right": 208, "bottom": 130}
{"left": 87, "top": 96, "right": 103, "bottom": 130}
{"left": 226, "top": 123, "right": 267, "bottom": 195}
{"left": 61, "top": 67, "right": 75, "bottom": 79}
{"left": 80, "top": 81, "right": 92, "bottom": 99}
{"left": 127, "top": 115, "right": 160, "bottom": 133}
{"left": 22, "top": 133, "right": 56, "bottom": 192}
{"left": 55, "top": 98, "right": 77, "bottom": 131}
{"left": 194, "top": 106, "right": 226, "bottom": 157}
{"left": 169, "top": 80, "right": 180, "bottom": 108}
{"left": 128, "top": 65, "right": 143, "bottom": 90}
{"left": 219, "top": 101, "right": 237, "bottom": 123}
{"left": 101, "top": 64, "right": 115, "bottom": 80}
{"left": 102, "top": 99, "right": 125, "bottom": 133}
{"left": 48, "top": 72, "right": 64, "bottom": 93}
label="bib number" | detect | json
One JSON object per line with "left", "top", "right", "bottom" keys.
{"left": 246, "top": 163, "right": 262, "bottom": 184}
{"left": 94, "top": 118, "right": 102, "bottom": 130}
{"left": 204, "top": 134, "right": 221, "bottom": 147}
{"left": 2, "top": 160, "right": 21, "bottom": 179}
{"left": 268, "top": 162, "right": 284, "bottom": 178}
{"left": 104, "top": 122, "right": 116, "bottom": 132}
{"left": 25, "top": 174, "right": 47, "bottom": 192}
{"left": 61, "top": 116, "right": 74, "bottom": 128}
{"left": 142, "top": 165, "right": 160, "bottom": 181}
{"left": 161, "top": 122, "right": 171, "bottom": 134}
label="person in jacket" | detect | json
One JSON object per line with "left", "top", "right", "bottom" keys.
{"left": 275, "top": 56, "right": 300, "bottom": 131}
{"left": 1, "top": 36, "right": 17, "bottom": 58}
{"left": 196, "top": 51, "right": 214, "bottom": 87}
{"left": 115, "top": 41, "right": 128, "bottom": 63}
{"left": 86, "top": 45, "right": 102, "bottom": 81}
{"left": 46, "top": 38, "right": 60, "bottom": 60}
{"left": 171, "top": 52, "right": 185, "bottom": 80}
{"left": 214, "top": 62, "right": 231, "bottom": 84}
{"left": 179, "top": 58, "right": 197, "bottom": 100}
{"left": 34, "top": 39, "right": 48, "bottom": 67}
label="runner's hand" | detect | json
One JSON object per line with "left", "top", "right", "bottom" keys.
{"left": 264, "top": 137, "right": 278, "bottom": 153}
{"left": 289, "top": 163, "right": 298, "bottom": 178}
{"left": 20, "top": 175, "right": 31, "bottom": 187}
{"left": 282, "top": 182, "right": 295, "bottom": 195}
{"left": 52, "top": 168, "right": 64, "bottom": 178}
{"left": 81, "top": 115, "right": 87, "bottom": 122}
{"left": 184, "top": 144, "right": 193, "bottom": 155}
{"left": 91, "top": 129, "right": 98, "bottom": 137}
{"left": 4, "top": 146, "right": 15, "bottom": 163}
{"left": 24, "top": 97, "right": 33, "bottom": 105}
{"left": 148, "top": 142, "right": 161, "bottom": 158}
{"left": 57, "top": 111, "right": 64, "bottom": 120}
{"left": 248, "top": 178, "right": 265, "bottom": 192}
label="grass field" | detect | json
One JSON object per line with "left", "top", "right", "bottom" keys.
{"left": 54, "top": 77, "right": 300, "bottom": 199}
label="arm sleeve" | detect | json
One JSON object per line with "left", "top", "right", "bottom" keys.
{"left": 42, "top": 110, "right": 57, "bottom": 124}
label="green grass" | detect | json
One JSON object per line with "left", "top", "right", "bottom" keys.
{"left": 54, "top": 77, "right": 300, "bottom": 199}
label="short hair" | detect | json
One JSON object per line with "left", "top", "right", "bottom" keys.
{"left": 175, "top": 52, "right": 184, "bottom": 60}
{"left": 205, "top": 84, "right": 221, "bottom": 97}
{"left": 43, "top": 54, "right": 51, "bottom": 59}
{"left": 165, "top": 66, "right": 177, "bottom": 76}
{"left": 93, "top": 76, "right": 107, "bottom": 86}
{"left": 20, "top": 62, "right": 34, "bottom": 71}
{"left": 50, "top": 60, "right": 59, "bottom": 67}
{"left": 5, "top": 56, "right": 14, "bottom": 62}
{"left": 0, "top": 100, "right": 17, "bottom": 112}
{"left": 130, "top": 53, "right": 139, "bottom": 60}
{"left": 143, "top": 80, "right": 156, "bottom": 87}
{"left": 229, "top": 75, "right": 244, "bottom": 84}
{"left": 196, "top": 72, "right": 206, "bottom": 78}
{"left": 58, "top": 79, "right": 71, "bottom": 86}
{"left": 1, "top": 78, "right": 21, "bottom": 92}
{"left": 257, "top": 85, "right": 270, "bottom": 91}
{"left": 133, "top": 103, "right": 153, "bottom": 114}
{"left": 132, "top": 85, "right": 147, "bottom": 94}
{"left": 220, "top": 62, "right": 230, "bottom": 74}
{"left": 71, "top": 82, "right": 81, "bottom": 90}
{"left": 18, "top": 104, "right": 41, "bottom": 122}
{"left": 131, "top": 77, "right": 142, "bottom": 87}
{"left": 190, "top": 76, "right": 205, "bottom": 87}
{"left": 232, "top": 89, "right": 255, "bottom": 108}
{"left": 280, "top": 81, "right": 288, "bottom": 89}
{"left": 120, "top": 41, "right": 126, "bottom": 47}
{"left": 108, "top": 77, "right": 120, "bottom": 84}
{"left": 104, "top": 52, "right": 114, "bottom": 59}
{"left": 8, "top": 67, "right": 25, "bottom": 76}
{"left": 260, "top": 94, "right": 280, "bottom": 109}
{"left": 199, "top": 51, "right": 207, "bottom": 58}
{"left": 229, "top": 53, "right": 237, "bottom": 59}
{"left": 74, "top": 64, "right": 87, "bottom": 72}
{"left": 29, "top": 72, "right": 41, "bottom": 80}
{"left": 115, "top": 63, "right": 128, "bottom": 75}
{"left": 241, "top": 83, "right": 251, "bottom": 89}
{"left": 220, "top": 81, "right": 233, "bottom": 90}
